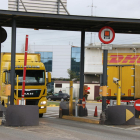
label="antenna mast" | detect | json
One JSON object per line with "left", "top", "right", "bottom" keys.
{"left": 88, "top": 0, "right": 97, "bottom": 45}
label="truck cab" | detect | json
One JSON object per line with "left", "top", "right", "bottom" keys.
{"left": 0, "top": 53, "right": 51, "bottom": 117}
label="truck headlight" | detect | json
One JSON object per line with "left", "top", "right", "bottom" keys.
{"left": 40, "top": 101, "right": 46, "bottom": 105}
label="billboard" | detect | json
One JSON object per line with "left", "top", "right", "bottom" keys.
{"left": 8, "top": 0, "right": 67, "bottom": 14}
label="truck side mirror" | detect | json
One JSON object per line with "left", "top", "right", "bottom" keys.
{"left": 2, "top": 72, "right": 6, "bottom": 83}
{"left": 48, "top": 72, "right": 51, "bottom": 83}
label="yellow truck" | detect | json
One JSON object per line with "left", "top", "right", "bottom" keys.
{"left": 0, "top": 53, "right": 51, "bottom": 117}
{"left": 106, "top": 53, "right": 140, "bottom": 101}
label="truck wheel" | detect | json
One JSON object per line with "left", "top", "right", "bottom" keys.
{"left": 39, "top": 114, "right": 43, "bottom": 118}
{"left": 48, "top": 98, "right": 51, "bottom": 101}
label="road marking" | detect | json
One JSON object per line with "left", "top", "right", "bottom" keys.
{"left": 126, "top": 126, "right": 140, "bottom": 130}
{"left": 88, "top": 109, "right": 102, "bottom": 112}
{"left": 43, "top": 113, "right": 59, "bottom": 118}
{"left": 88, "top": 114, "right": 94, "bottom": 116}
{"left": 44, "top": 111, "right": 56, "bottom": 114}
{"left": 49, "top": 117, "right": 57, "bottom": 119}
{"left": 105, "top": 125, "right": 140, "bottom": 131}
{"left": 105, "top": 125, "right": 128, "bottom": 130}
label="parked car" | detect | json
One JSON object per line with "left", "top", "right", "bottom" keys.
{"left": 47, "top": 92, "right": 70, "bottom": 101}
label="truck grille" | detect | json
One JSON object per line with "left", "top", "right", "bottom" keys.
{"left": 26, "top": 99, "right": 39, "bottom": 105}
{"left": 14, "top": 89, "right": 41, "bottom": 97}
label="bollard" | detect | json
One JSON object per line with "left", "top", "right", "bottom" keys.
{"left": 94, "top": 106, "right": 98, "bottom": 117}
{"left": 75, "top": 97, "right": 78, "bottom": 117}
{"left": 69, "top": 81, "right": 73, "bottom": 116}
{"left": 110, "top": 99, "right": 113, "bottom": 106}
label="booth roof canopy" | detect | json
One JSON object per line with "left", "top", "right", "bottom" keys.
{"left": 1, "top": 10, "right": 140, "bottom": 34}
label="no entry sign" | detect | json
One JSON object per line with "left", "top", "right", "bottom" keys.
{"left": 98, "top": 26, "right": 115, "bottom": 44}
{"left": 134, "top": 99, "right": 140, "bottom": 111}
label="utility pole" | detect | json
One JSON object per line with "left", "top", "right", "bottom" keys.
{"left": 88, "top": 0, "right": 97, "bottom": 16}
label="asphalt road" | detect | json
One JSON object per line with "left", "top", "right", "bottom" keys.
{"left": 1, "top": 114, "right": 140, "bottom": 140}
{"left": 0, "top": 102, "right": 140, "bottom": 140}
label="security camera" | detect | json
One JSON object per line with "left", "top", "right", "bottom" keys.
{"left": 113, "top": 77, "right": 119, "bottom": 83}
{"left": 133, "top": 48, "right": 136, "bottom": 52}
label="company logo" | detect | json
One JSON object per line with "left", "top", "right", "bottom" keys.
{"left": 24, "top": 93, "right": 34, "bottom": 96}
{"left": 106, "top": 53, "right": 140, "bottom": 64}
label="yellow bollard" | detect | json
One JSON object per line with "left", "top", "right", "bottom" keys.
{"left": 69, "top": 81, "right": 73, "bottom": 116}
{"left": 117, "top": 81, "right": 121, "bottom": 105}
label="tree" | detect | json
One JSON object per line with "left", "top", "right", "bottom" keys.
{"left": 67, "top": 69, "right": 80, "bottom": 81}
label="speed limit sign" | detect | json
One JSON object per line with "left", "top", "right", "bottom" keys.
{"left": 98, "top": 26, "right": 115, "bottom": 44}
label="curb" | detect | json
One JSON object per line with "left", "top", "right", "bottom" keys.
{"left": 0, "top": 119, "right": 2, "bottom": 125}
{"left": 47, "top": 104, "right": 59, "bottom": 107}
{"left": 73, "top": 100, "right": 102, "bottom": 103}
{"left": 62, "top": 115, "right": 99, "bottom": 124}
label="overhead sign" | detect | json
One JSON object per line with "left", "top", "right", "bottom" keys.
{"left": 8, "top": 0, "right": 67, "bottom": 15}
{"left": 99, "top": 26, "right": 115, "bottom": 44}
{"left": 101, "top": 44, "right": 112, "bottom": 50}
{"left": 134, "top": 99, "right": 140, "bottom": 111}
{"left": 0, "top": 28, "right": 7, "bottom": 43}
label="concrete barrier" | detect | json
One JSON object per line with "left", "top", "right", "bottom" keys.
{"left": 104, "top": 105, "right": 135, "bottom": 125}
{"left": 5, "top": 105, "right": 39, "bottom": 126}
{"left": 59, "top": 101, "right": 88, "bottom": 117}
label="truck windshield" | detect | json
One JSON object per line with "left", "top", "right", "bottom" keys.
{"left": 15, "top": 70, "right": 45, "bottom": 85}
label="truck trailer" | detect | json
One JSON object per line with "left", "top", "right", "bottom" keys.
{"left": 106, "top": 65, "right": 140, "bottom": 102}
{"left": 0, "top": 53, "right": 51, "bottom": 117}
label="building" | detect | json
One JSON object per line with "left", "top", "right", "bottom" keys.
{"left": 32, "top": 44, "right": 140, "bottom": 100}
{"left": 32, "top": 45, "right": 71, "bottom": 79}
{"left": 85, "top": 43, "right": 140, "bottom": 83}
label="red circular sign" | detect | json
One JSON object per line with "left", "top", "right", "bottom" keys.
{"left": 134, "top": 99, "right": 140, "bottom": 111}
{"left": 98, "top": 26, "right": 115, "bottom": 44}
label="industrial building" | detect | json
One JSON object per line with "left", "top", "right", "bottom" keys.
{"left": 32, "top": 44, "right": 140, "bottom": 100}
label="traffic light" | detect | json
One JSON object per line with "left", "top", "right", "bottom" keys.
{"left": 83, "top": 85, "right": 90, "bottom": 96}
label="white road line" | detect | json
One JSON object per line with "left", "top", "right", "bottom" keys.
{"left": 43, "top": 114, "right": 59, "bottom": 117}
{"left": 44, "top": 112, "right": 57, "bottom": 114}
{"left": 88, "top": 114, "right": 94, "bottom": 116}
{"left": 126, "top": 126, "right": 140, "bottom": 130}
{"left": 105, "top": 125, "right": 128, "bottom": 130}
{"left": 48, "top": 117, "right": 57, "bottom": 119}
{"left": 88, "top": 109, "right": 102, "bottom": 112}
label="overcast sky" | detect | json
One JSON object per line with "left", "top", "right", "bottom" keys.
{"left": 1, "top": 0, "right": 140, "bottom": 52}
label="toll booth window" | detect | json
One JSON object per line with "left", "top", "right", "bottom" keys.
{"left": 15, "top": 70, "right": 45, "bottom": 85}
{"left": 4, "top": 72, "right": 10, "bottom": 84}
{"left": 5, "top": 72, "right": 8, "bottom": 84}
{"left": 8, "top": 72, "right": 10, "bottom": 84}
